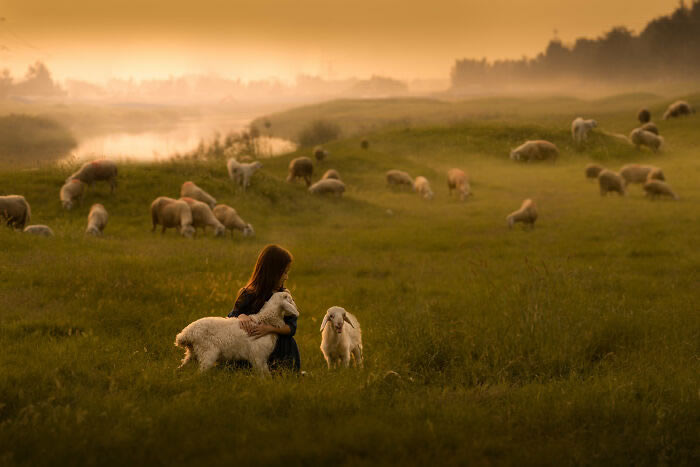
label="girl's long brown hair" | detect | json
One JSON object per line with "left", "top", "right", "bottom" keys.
{"left": 238, "top": 244, "right": 293, "bottom": 309}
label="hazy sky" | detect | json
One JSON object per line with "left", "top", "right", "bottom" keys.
{"left": 0, "top": 0, "right": 680, "bottom": 83}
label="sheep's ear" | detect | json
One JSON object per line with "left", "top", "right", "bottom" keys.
{"left": 320, "top": 314, "right": 330, "bottom": 332}
{"left": 343, "top": 314, "right": 355, "bottom": 328}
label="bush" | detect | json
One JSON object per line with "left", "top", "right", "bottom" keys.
{"left": 0, "top": 114, "right": 77, "bottom": 164}
{"left": 297, "top": 119, "right": 341, "bottom": 147}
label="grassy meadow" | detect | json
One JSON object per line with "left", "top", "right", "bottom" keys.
{"left": 1, "top": 95, "right": 699, "bottom": 465}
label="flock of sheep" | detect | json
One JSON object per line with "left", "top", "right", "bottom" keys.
{"left": 1, "top": 98, "right": 694, "bottom": 374}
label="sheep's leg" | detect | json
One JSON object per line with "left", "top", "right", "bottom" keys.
{"left": 352, "top": 347, "right": 363, "bottom": 368}
{"left": 197, "top": 349, "right": 220, "bottom": 371}
{"left": 252, "top": 357, "right": 270, "bottom": 377}
{"left": 341, "top": 351, "right": 351, "bottom": 368}
{"left": 324, "top": 354, "right": 333, "bottom": 370}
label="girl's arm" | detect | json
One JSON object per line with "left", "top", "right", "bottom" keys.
{"left": 249, "top": 323, "right": 291, "bottom": 339}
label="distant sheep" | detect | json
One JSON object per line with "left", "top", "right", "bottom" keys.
{"left": 506, "top": 199, "right": 537, "bottom": 229}
{"left": 60, "top": 179, "right": 85, "bottom": 210}
{"left": 227, "top": 158, "right": 262, "bottom": 190}
{"left": 180, "top": 181, "right": 216, "bottom": 208}
{"left": 0, "top": 195, "right": 31, "bottom": 229}
{"left": 180, "top": 197, "right": 225, "bottom": 237}
{"left": 447, "top": 168, "right": 471, "bottom": 201}
{"left": 309, "top": 179, "right": 346, "bottom": 196}
{"left": 321, "top": 169, "right": 340, "bottom": 180}
{"left": 386, "top": 170, "right": 413, "bottom": 188}
{"left": 175, "top": 291, "right": 299, "bottom": 374}
{"left": 629, "top": 128, "right": 663, "bottom": 152}
{"left": 585, "top": 164, "right": 604, "bottom": 179}
{"left": 287, "top": 157, "right": 314, "bottom": 187}
{"left": 619, "top": 164, "right": 664, "bottom": 185}
{"left": 320, "top": 306, "right": 363, "bottom": 369}
{"left": 361, "top": 139, "right": 369, "bottom": 150}
{"left": 66, "top": 160, "right": 118, "bottom": 193}
{"left": 212, "top": 204, "right": 254, "bottom": 237}
{"left": 663, "top": 100, "right": 695, "bottom": 120}
{"left": 150, "top": 196, "right": 195, "bottom": 238}
{"left": 571, "top": 118, "right": 597, "bottom": 144}
{"left": 510, "top": 140, "right": 559, "bottom": 162}
{"left": 598, "top": 170, "right": 626, "bottom": 196}
{"left": 640, "top": 122, "right": 659, "bottom": 135}
{"left": 313, "top": 146, "right": 328, "bottom": 162}
{"left": 413, "top": 176, "right": 434, "bottom": 200}
{"left": 643, "top": 180, "right": 678, "bottom": 200}
{"left": 637, "top": 108, "right": 651, "bottom": 124}
{"left": 23, "top": 225, "right": 54, "bottom": 237}
{"left": 86, "top": 204, "right": 108, "bottom": 236}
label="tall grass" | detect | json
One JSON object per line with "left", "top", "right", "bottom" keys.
{"left": 0, "top": 99, "right": 698, "bottom": 465}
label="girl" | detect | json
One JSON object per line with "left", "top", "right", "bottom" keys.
{"left": 227, "top": 244, "right": 300, "bottom": 372}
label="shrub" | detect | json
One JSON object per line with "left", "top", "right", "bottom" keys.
{"left": 297, "top": 119, "right": 341, "bottom": 147}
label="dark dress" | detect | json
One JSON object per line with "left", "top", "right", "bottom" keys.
{"left": 227, "top": 287, "right": 301, "bottom": 372}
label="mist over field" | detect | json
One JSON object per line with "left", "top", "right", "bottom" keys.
{"left": 1, "top": 1, "right": 699, "bottom": 466}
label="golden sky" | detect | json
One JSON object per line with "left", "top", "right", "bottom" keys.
{"left": 0, "top": 0, "right": 680, "bottom": 82}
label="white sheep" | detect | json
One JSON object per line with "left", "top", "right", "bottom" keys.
{"left": 319, "top": 306, "right": 363, "bottom": 369}
{"left": 287, "top": 157, "right": 314, "bottom": 187}
{"left": 629, "top": 128, "right": 663, "bottom": 153}
{"left": 86, "top": 204, "right": 108, "bottom": 236}
{"left": 598, "top": 170, "right": 626, "bottom": 196}
{"left": 180, "top": 197, "right": 225, "bottom": 237}
{"left": 447, "top": 168, "right": 471, "bottom": 201}
{"left": 308, "top": 179, "right": 346, "bottom": 196}
{"left": 585, "top": 164, "right": 605, "bottom": 179}
{"left": 0, "top": 195, "right": 31, "bottom": 230}
{"left": 23, "top": 225, "right": 54, "bottom": 237}
{"left": 413, "top": 176, "right": 434, "bottom": 200}
{"left": 227, "top": 158, "right": 262, "bottom": 190}
{"left": 175, "top": 291, "right": 299, "bottom": 374}
{"left": 506, "top": 199, "right": 537, "bottom": 229}
{"left": 180, "top": 181, "right": 216, "bottom": 209}
{"left": 66, "top": 160, "right": 118, "bottom": 193}
{"left": 619, "top": 164, "right": 664, "bottom": 186}
{"left": 321, "top": 169, "right": 341, "bottom": 180}
{"left": 510, "top": 140, "right": 559, "bottom": 162}
{"left": 60, "top": 179, "right": 85, "bottom": 210}
{"left": 644, "top": 180, "right": 679, "bottom": 200}
{"left": 386, "top": 170, "right": 413, "bottom": 188}
{"left": 571, "top": 118, "right": 597, "bottom": 144}
{"left": 313, "top": 145, "right": 328, "bottom": 162}
{"left": 150, "top": 196, "right": 195, "bottom": 238}
{"left": 212, "top": 204, "right": 254, "bottom": 237}
{"left": 663, "top": 100, "right": 695, "bottom": 120}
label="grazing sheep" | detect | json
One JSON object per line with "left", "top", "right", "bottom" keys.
{"left": 629, "top": 128, "right": 663, "bottom": 152}
{"left": 227, "top": 158, "right": 262, "bottom": 190}
{"left": 571, "top": 118, "right": 598, "bottom": 144}
{"left": 85, "top": 204, "right": 108, "bottom": 236}
{"left": 361, "top": 139, "right": 369, "bottom": 150}
{"left": 643, "top": 180, "right": 679, "bottom": 200}
{"left": 640, "top": 122, "right": 659, "bottom": 135}
{"left": 66, "top": 160, "right": 118, "bottom": 193}
{"left": 413, "top": 176, "right": 434, "bottom": 200}
{"left": 619, "top": 164, "right": 664, "bottom": 185}
{"left": 598, "top": 170, "right": 626, "bottom": 196}
{"left": 175, "top": 291, "right": 299, "bottom": 374}
{"left": 510, "top": 140, "right": 559, "bottom": 162}
{"left": 585, "top": 164, "right": 605, "bottom": 179}
{"left": 663, "top": 100, "right": 695, "bottom": 120}
{"left": 287, "top": 157, "right": 314, "bottom": 187}
{"left": 386, "top": 170, "right": 413, "bottom": 189}
{"left": 447, "top": 168, "right": 471, "bottom": 201}
{"left": 0, "top": 195, "right": 31, "bottom": 229}
{"left": 309, "top": 179, "right": 346, "bottom": 196}
{"left": 60, "top": 179, "right": 85, "bottom": 210}
{"left": 180, "top": 181, "right": 216, "bottom": 209}
{"left": 23, "top": 225, "right": 54, "bottom": 237}
{"left": 320, "top": 307, "right": 363, "bottom": 369}
{"left": 313, "top": 146, "right": 328, "bottom": 162}
{"left": 150, "top": 196, "right": 195, "bottom": 238}
{"left": 180, "top": 197, "right": 225, "bottom": 237}
{"left": 321, "top": 169, "right": 340, "bottom": 180}
{"left": 506, "top": 199, "right": 537, "bottom": 229}
{"left": 638, "top": 108, "right": 651, "bottom": 124}
{"left": 212, "top": 204, "right": 254, "bottom": 237}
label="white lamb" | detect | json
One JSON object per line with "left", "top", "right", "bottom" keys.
{"left": 506, "top": 199, "right": 538, "bottom": 229}
{"left": 571, "top": 118, "right": 598, "bottom": 144}
{"left": 175, "top": 291, "right": 299, "bottom": 374}
{"left": 227, "top": 158, "right": 263, "bottom": 190}
{"left": 413, "top": 176, "right": 434, "bottom": 200}
{"left": 180, "top": 181, "right": 216, "bottom": 208}
{"left": 319, "top": 306, "right": 363, "bottom": 369}
{"left": 85, "top": 203, "right": 108, "bottom": 236}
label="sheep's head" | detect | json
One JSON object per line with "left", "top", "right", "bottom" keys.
{"left": 62, "top": 199, "right": 73, "bottom": 210}
{"left": 270, "top": 291, "right": 299, "bottom": 318}
{"left": 320, "top": 306, "right": 354, "bottom": 334}
{"left": 214, "top": 225, "right": 226, "bottom": 237}
{"left": 252, "top": 161, "right": 263, "bottom": 170}
{"left": 180, "top": 224, "right": 195, "bottom": 239}
{"left": 509, "top": 150, "right": 518, "bottom": 161}
{"left": 243, "top": 224, "right": 255, "bottom": 237}
{"left": 591, "top": 120, "right": 598, "bottom": 128}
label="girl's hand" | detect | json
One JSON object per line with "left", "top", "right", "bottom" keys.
{"left": 250, "top": 324, "right": 273, "bottom": 339}
{"left": 238, "top": 315, "right": 256, "bottom": 334}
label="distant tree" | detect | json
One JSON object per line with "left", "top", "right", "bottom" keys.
{"left": 12, "top": 61, "right": 66, "bottom": 97}
{"left": 297, "top": 120, "right": 342, "bottom": 147}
